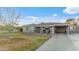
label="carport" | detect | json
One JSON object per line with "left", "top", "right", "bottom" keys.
{"left": 54, "top": 26, "right": 67, "bottom": 33}
{"left": 54, "top": 24, "right": 69, "bottom": 34}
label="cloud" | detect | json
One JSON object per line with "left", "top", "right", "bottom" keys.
{"left": 58, "top": 19, "right": 66, "bottom": 23}
{"left": 25, "top": 16, "right": 40, "bottom": 24}
{"left": 63, "top": 7, "right": 79, "bottom": 14}
{"left": 52, "top": 14, "right": 57, "bottom": 17}
{"left": 19, "top": 16, "right": 66, "bottom": 25}
{"left": 39, "top": 16, "right": 66, "bottom": 23}
{"left": 26, "top": 16, "right": 38, "bottom": 20}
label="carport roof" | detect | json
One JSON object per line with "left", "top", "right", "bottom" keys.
{"left": 36, "top": 22, "right": 69, "bottom": 27}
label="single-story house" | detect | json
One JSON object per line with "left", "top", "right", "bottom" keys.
{"left": 23, "top": 22, "right": 70, "bottom": 34}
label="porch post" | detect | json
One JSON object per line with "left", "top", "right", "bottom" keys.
{"left": 67, "top": 25, "right": 69, "bottom": 34}
{"left": 40, "top": 27, "right": 43, "bottom": 34}
{"left": 51, "top": 26, "right": 54, "bottom": 34}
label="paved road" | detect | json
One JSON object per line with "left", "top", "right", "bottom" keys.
{"left": 37, "top": 33, "right": 79, "bottom": 51}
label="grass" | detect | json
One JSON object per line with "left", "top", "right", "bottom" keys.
{"left": 0, "top": 32, "right": 49, "bottom": 51}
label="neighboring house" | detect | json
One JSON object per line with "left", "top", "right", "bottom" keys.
{"left": 23, "top": 22, "right": 70, "bottom": 34}
{"left": 13, "top": 26, "right": 23, "bottom": 32}
{"left": 74, "top": 17, "right": 79, "bottom": 33}
{"left": 75, "top": 16, "right": 79, "bottom": 25}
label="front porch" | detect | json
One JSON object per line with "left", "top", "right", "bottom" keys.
{"left": 34, "top": 26, "right": 52, "bottom": 34}
{"left": 34, "top": 25, "right": 69, "bottom": 34}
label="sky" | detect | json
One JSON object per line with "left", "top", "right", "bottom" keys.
{"left": 12, "top": 7, "right": 79, "bottom": 25}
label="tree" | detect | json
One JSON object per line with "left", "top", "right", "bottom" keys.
{"left": 66, "top": 18, "right": 76, "bottom": 26}
{"left": 66, "top": 18, "right": 77, "bottom": 32}
{"left": 0, "top": 8, "right": 22, "bottom": 32}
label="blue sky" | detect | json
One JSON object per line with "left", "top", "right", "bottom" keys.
{"left": 16, "top": 7, "right": 65, "bottom": 16}
{"left": 14, "top": 7, "right": 79, "bottom": 25}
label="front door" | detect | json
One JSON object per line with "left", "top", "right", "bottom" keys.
{"left": 43, "top": 28, "right": 51, "bottom": 34}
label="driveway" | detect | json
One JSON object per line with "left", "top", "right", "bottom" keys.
{"left": 37, "top": 33, "right": 79, "bottom": 51}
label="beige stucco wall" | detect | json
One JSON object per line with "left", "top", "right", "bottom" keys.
{"left": 23, "top": 26, "right": 35, "bottom": 33}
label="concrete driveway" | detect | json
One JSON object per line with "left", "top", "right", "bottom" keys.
{"left": 37, "top": 33, "right": 79, "bottom": 51}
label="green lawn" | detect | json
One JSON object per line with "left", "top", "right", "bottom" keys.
{"left": 0, "top": 32, "right": 49, "bottom": 51}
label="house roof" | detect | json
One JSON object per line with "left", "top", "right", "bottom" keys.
{"left": 23, "top": 22, "right": 69, "bottom": 27}
{"left": 36, "top": 22, "right": 69, "bottom": 27}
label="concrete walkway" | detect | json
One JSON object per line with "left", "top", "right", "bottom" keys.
{"left": 37, "top": 33, "right": 79, "bottom": 51}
